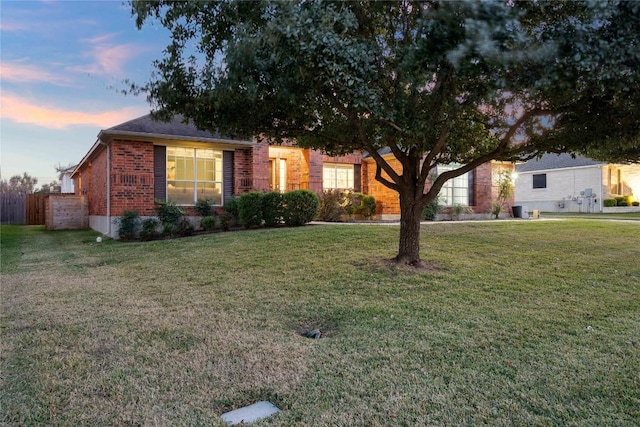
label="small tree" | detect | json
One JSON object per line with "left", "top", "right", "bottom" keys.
{"left": 491, "top": 171, "right": 514, "bottom": 219}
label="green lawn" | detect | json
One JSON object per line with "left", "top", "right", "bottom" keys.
{"left": 1, "top": 221, "right": 639, "bottom": 426}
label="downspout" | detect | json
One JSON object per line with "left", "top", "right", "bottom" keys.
{"left": 98, "top": 138, "right": 111, "bottom": 237}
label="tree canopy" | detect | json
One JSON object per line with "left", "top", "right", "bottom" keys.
{"left": 0, "top": 172, "right": 38, "bottom": 194}
{"left": 132, "top": 0, "right": 640, "bottom": 264}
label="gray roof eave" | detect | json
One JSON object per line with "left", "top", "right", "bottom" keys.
{"left": 98, "top": 129, "right": 255, "bottom": 148}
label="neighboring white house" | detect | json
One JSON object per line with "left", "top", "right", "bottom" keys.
{"left": 60, "top": 165, "right": 76, "bottom": 194}
{"left": 514, "top": 153, "right": 640, "bottom": 212}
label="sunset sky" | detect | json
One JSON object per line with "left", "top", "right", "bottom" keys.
{"left": 1, "top": 0, "right": 170, "bottom": 187}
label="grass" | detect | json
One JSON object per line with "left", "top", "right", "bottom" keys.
{"left": 541, "top": 211, "right": 640, "bottom": 220}
{"left": 1, "top": 221, "right": 639, "bottom": 426}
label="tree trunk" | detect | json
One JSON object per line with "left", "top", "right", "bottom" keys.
{"left": 395, "top": 193, "right": 424, "bottom": 266}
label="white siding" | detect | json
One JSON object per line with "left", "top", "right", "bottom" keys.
{"left": 514, "top": 166, "right": 604, "bottom": 212}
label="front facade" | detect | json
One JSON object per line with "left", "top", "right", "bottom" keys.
{"left": 73, "top": 115, "right": 364, "bottom": 237}
{"left": 74, "top": 115, "right": 513, "bottom": 237}
{"left": 514, "top": 153, "right": 640, "bottom": 212}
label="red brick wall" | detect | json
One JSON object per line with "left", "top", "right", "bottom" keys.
{"left": 109, "top": 140, "right": 155, "bottom": 216}
{"left": 363, "top": 157, "right": 402, "bottom": 214}
{"left": 89, "top": 149, "right": 108, "bottom": 216}
{"left": 252, "top": 144, "right": 270, "bottom": 191}
{"left": 307, "top": 149, "right": 324, "bottom": 193}
{"left": 322, "top": 153, "right": 363, "bottom": 164}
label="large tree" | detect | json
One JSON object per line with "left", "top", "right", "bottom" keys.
{"left": 0, "top": 172, "right": 38, "bottom": 194}
{"left": 131, "top": 0, "right": 639, "bottom": 265}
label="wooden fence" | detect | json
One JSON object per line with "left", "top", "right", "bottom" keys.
{"left": 1, "top": 193, "right": 54, "bottom": 225}
{"left": 27, "top": 194, "right": 47, "bottom": 225}
{"left": 1, "top": 193, "right": 26, "bottom": 224}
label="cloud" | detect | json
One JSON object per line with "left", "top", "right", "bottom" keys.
{"left": 0, "top": 21, "right": 28, "bottom": 32}
{"left": 0, "top": 61, "right": 71, "bottom": 86}
{"left": 69, "top": 33, "right": 143, "bottom": 77}
{"left": 0, "top": 94, "right": 148, "bottom": 130}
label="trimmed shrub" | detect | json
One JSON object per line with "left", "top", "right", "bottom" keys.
{"left": 194, "top": 198, "right": 213, "bottom": 217}
{"left": 262, "top": 191, "right": 284, "bottom": 227}
{"left": 361, "top": 195, "right": 377, "bottom": 219}
{"left": 140, "top": 218, "right": 160, "bottom": 241}
{"left": 219, "top": 211, "right": 234, "bottom": 231}
{"left": 115, "top": 210, "right": 140, "bottom": 240}
{"left": 422, "top": 199, "right": 441, "bottom": 221}
{"left": 633, "top": 201, "right": 639, "bottom": 207}
{"left": 344, "top": 192, "right": 364, "bottom": 216}
{"left": 317, "top": 189, "right": 345, "bottom": 221}
{"left": 238, "top": 192, "right": 264, "bottom": 228}
{"left": 176, "top": 218, "right": 195, "bottom": 236}
{"left": 603, "top": 198, "right": 617, "bottom": 207}
{"left": 283, "top": 190, "right": 319, "bottom": 226}
{"left": 155, "top": 200, "right": 184, "bottom": 226}
{"left": 224, "top": 196, "right": 239, "bottom": 219}
{"left": 200, "top": 215, "right": 217, "bottom": 231}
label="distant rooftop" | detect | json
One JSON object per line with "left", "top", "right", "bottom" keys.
{"left": 516, "top": 153, "right": 605, "bottom": 173}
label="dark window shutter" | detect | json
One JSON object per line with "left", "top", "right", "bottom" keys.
{"left": 467, "top": 169, "right": 475, "bottom": 206}
{"left": 154, "top": 145, "right": 166, "bottom": 201}
{"left": 223, "top": 150, "right": 234, "bottom": 203}
{"left": 354, "top": 164, "right": 361, "bottom": 192}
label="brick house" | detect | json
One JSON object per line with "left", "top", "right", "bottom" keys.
{"left": 72, "top": 115, "right": 362, "bottom": 237}
{"left": 73, "top": 114, "right": 512, "bottom": 237}
{"left": 363, "top": 148, "right": 515, "bottom": 218}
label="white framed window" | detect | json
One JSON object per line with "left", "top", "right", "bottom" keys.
{"left": 437, "top": 164, "right": 469, "bottom": 206}
{"left": 323, "top": 163, "right": 354, "bottom": 190}
{"left": 166, "top": 147, "right": 223, "bottom": 205}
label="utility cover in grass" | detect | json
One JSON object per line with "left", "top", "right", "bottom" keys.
{"left": 221, "top": 401, "right": 281, "bottom": 425}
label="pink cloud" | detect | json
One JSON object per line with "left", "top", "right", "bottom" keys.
{"left": 0, "top": 94, "right": 148, "bottom": 130}
{"left": 0, "top": 61, "right": 71, "bottom": 85}
{"left": 69, "top": 34, "right": 142, "bottom": 77}
{"left": 0, "top": 21, "right": 28, "bottom": 32}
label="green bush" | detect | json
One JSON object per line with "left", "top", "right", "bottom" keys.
{"left": 283, "top": 190, "right": 319, "bottom": 226}
{"left": 140, "top": 218, "right": 160, "bottom": 241}
{"left": 633, "top": 201, "right": 639, "bottom": 207}
{"left": 200, "top": 215, "right": 217, "bottom": 231}
{"left": 317, "top": 189, "right": 345, "bottom": 221}
{"left": 262, "top": 191, "right": 284, "bottom": 227}
{"left": 343, "top": 192, "right": 364, "bottom": 216}
{"left": 194, "top": 198, "right": 213, "bottom": 217}
{"left": 155, "top": 200, "right": 185, "bottom": 226}
{"left": 422, "top": 198, "right": 441, "bottom": 221}
{"left": 176, "top": 218, "right": 195, "bottom": 236}
{"left": 224, "top": 196, "right": 239, "bottom": 220}
{"left": 238, "top": 192, "right": 264, "bottom": 228}
{"left": 219, "top": 212, "right": 234, "bottom": 231}
{"left": 115, "top": 210, "right": 140, "bottom": 240}
{"left": 603, "top": 198, "right": 617, "bottom": 207}
{"left": 361, "top": 195, "right": 377, "bottom": 219}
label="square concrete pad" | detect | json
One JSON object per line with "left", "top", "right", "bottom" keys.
{"left": 220, "top": 401, "right": 281, "bottom": 425}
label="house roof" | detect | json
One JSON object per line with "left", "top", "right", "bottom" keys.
{"left": 72, "top": 114, "right": 254, "bottom": 177}
{"left": 516, "top": 153, "right": 605, "bottom": 173}
{"left": 99, "top": 114, "right": 253, "bottom": 145}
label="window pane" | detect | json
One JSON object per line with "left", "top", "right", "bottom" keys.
{"left": 532, "top": 174, "right": 546, "bottom": 189}
{"left": 436, "top": 163, "right": 468, "bottom": 206}
{"left": 323, "top": 163, "right": 354, "bottom": 190}
{"left": 167, "top": 181, "right": 194, "bottom": 204}
{"left": 198, "top": 182, "right": 222, "bottom": 205}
